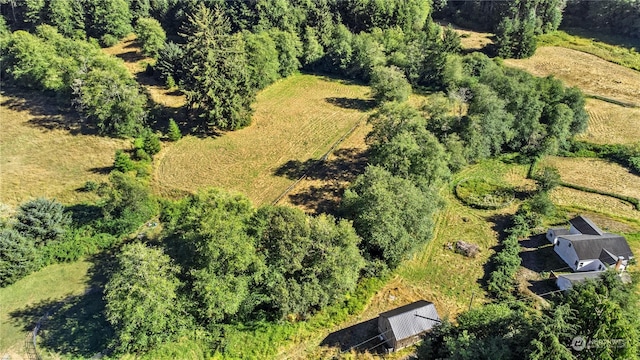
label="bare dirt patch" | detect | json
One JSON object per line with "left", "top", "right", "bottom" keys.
{"left": 542, "top": 156, "right": 640, "bottom": 201}
{"left": 504, "top": 46, "right": 640, "bottom": 105}
{"left": 437, "top": 21, "right": 494, "bottom": 52}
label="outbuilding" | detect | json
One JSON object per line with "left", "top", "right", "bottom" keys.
{"left": 378, "top": 300, "right": 440, "bottom": 351}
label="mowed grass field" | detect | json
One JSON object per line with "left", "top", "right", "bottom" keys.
{"left": 0, "top": 261, "right": 91, "bottom": 358}
{"left": 154, "top": 74, "right": 372, "bottom": 206}
{"left": 541, "top": 156, "right": 640, "bottom": 201}
{"left": 0, "top": 92, "right": 128, "bottom": 207}
{"left": 578, "top": 99, "right": 640, "bottom": 145}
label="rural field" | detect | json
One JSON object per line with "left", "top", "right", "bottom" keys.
{"left": 578, "top": 98, "right": 640, "bottom": 144}
{"left": 0, "top": 92, "right": 128, "bottom": 207}
{"left": 541, "top": 156, "right": 640, "bottom": 202}
{"left": 504, "top": 46, "right": 640, "bottom": 106}
{"left": 154, "top": 74, "right": 372, "bottom": 206}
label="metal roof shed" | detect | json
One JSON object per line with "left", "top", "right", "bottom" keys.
{"left": 378, "top": 300, "right": 440, "bottom": 351}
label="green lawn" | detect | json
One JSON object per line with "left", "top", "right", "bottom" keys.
{"left": 0, "top": 260, "right": 91, "bottom": 356}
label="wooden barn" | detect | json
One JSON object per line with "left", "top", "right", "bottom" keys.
{"left": 378, "top": 300, "right": 440, "bottom": 351}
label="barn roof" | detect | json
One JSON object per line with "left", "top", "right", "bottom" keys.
{"left": 379, "top": 300, "right": 440, "bottom": 341}
{"left": 569, "top": 215, "right": 604, "bottom": 236}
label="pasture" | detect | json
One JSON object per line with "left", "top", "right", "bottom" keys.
{"left": 153, "top": 74, "right": 372, "bottom": 206}
{"left": 504, "top": 46, "right": 640, "bottom": 106}
{"left": 0, "top": 92, "right": 128, "bottom": 207}
{"left": 0, "top": 260, "right": 91, "bottom": 358}
{"left": 541, "top": 156, "right": 640, "bottom": 202}
{"left": 578, "top": 99, "right": 640, "bottom": 145}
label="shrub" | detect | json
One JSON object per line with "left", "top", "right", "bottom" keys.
{"left": 113, "top": 150, "right": 135, "bottom": 172}
{"left": 82, "top": 181, "right": 99, "bottom": 192}
{"left": 15, "top": 198, "right": 71, "bottom": 246}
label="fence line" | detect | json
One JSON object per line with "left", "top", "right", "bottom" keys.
{"left": 272, "top": 115, "right": 367, "bottom": 205}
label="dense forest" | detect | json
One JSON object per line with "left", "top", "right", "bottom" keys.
{"left": 1, "top": 0, "right": 639, "bottom": 358}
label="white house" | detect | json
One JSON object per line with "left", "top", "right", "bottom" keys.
{"left": 547, "top": 215, "right": 634, "bottom": 272}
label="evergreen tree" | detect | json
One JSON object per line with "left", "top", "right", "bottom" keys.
{"left": 15, "top": 198, "right": 71, "bottom": 246}
{"left": 0, "top": 228, "right": 38, "bottom": 287}
{"left": 180, "top": 4, "right": 254, "bottom": 132}
{"left": 167, "top": 118, "right": 181, "bottom": 141}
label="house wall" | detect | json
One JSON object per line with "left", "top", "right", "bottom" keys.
{"left": 554, "top": 237, "right": 580, "bottom": 271}
{"left": 378, "top": 317, "right": 396, "bottom": 349}
{"left": 576, "top": 259, "right": 602, "bottom": 272}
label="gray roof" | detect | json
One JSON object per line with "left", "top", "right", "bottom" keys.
{"left": 569, "top": 215, "right": 604, "bottom": 236}
{"left": 599, "top": 248, "right": 618, "bottom": 265}
{"left": 565, "top": 233, "right": 633, "bottom": 261}
{"left": 558, "top": 271, "right": 605, "bottom": 283}
{"left": 379, "top": 300, "right": 440, "bottom": 341}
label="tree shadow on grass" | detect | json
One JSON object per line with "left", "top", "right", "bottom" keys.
{"left": 325, "top": 97, "right": 376, "bottom": 112}
{"left": 273, "top": 148, "right": 369, "bottom": 215}
{"left": 1, "top": 88, "right": 93, "bottom": 135}
{"left": 8, "top": 253, "right": 117, "bottom": 358}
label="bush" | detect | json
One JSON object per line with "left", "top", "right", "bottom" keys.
{"left": 113, "top": 150, "right": 135, "bottom": 172}
{"left": 15, "top": 198, "right": 71, "bottom": 246}
{"left": 82, "top": 181, "right": 99, "bottom": 192}
{"left": 39, "top": 230, "right": 119, "bottom": 265}
{"left": 100, "top": 34, "right": 119, "bottom": 47}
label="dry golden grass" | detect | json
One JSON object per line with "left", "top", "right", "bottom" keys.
{"left": 153, "top": 74, "right": 372, "bottom": 206}
{"left": 437, "top": 21, "right": 494, "bottom": 52}
{"left": 551, "top": 187, "right": 640, "bottom": 224}
{"left": 504, "top": 46, "right": 640, "bottom": 106}
{"left": 541, "top": 156, "right": 640, "bottom": 200}
{"left": 0, "top": 92, "right": 128, "bottom": 207}
{"left": 576, "top": 98, "right": 640, "bottom": 145}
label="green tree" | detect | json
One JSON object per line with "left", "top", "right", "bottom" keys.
{"left": 167, "top": 118, "right": 181, "bottom": 141}
{"left": 495, "top": 6, "right": 538, "bottom": 59}
{"left": 269, "top": 29, "right": 302, "bottom": 77}
{"left": 142, "top": 129, "right": 161, "bottom": 155}
{"left": 15, "top": 198, "right": 71, "bottom": 246}
{"left": 342, "top": 166, "right": 438, "bottom": 269}
{"left": 155, "top": 41, "right": 184, "bottom": 84}
{"left": 135, "top": 17, "right": 166, "bottom": 58}
{"left": 370, "top": 65, "right": 412, "bottom": 104}
{"left": 535, "top": 166, "right": 561, "bottom": 192}
{"left": 301, "top": 26, "right": 324, "bottom": 69}
{"left": 0, "top": 228, "right": 38, "bottom": 287}
{"left": 181, "top": 4, "right": 254, "bottom": 131}
{"left": 164, "top": 189, "right": 261, "bottom": 324}
{"left": 72, "top": 67, "right": 148, "bottom": 137}
{"left": 243, "top": 30, "right": 280, "bottom": 90}
{"left": 367, "top": 102, "right": 451, "bottom": 188}
{"left": 104, "top": 242, "right": 183, "bottom": 354}
{"left": 250, "top": 206, "right": 364, "bottom": 318}
{"left": 86, "top": 0, "right": 133, "bottom": 39}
